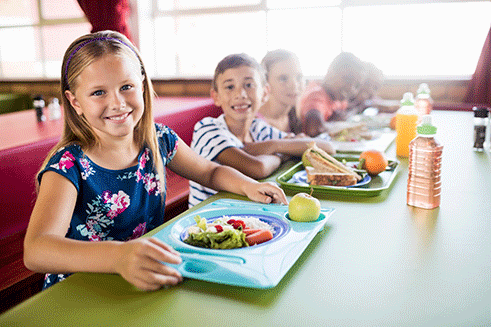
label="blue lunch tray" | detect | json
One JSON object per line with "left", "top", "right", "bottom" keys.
{"left": 153, "top": 199, "right": 335, "bottom": 289}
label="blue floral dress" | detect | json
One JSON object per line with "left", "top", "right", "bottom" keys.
{"left": 37, "top": 124, "right": 178, "bottom": 289}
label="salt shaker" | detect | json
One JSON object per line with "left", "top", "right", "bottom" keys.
{"left": 33, "top": 95, "right": 46, "bottom": 123}
{"left": 473, "top": 106, "right": 488, "bottom": 152}
{"left": 48, "top": 98, "right": 61, "bottom": 121}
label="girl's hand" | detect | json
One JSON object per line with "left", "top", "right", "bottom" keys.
{"left": 244, "top": 181, "right": 288, "bottom": 205}
{"left": 113, "top": 237, "right": 183, "bottom": 291}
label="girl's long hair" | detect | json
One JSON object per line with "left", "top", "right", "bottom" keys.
{"left": 261, "top": 49, "right": 301, "bottom": 81}
{"left": 36, "top": 30, "right": 165, "bottom": 196}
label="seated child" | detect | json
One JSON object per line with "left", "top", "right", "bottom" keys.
{"left": 348, "top": 61, "right": 384, "bottom": 114}
{"left": 189, "top": 53, "right": 335, "bottom": 206}
{"left": 23, "top": 31, "right": 289, "bottom": 292}
{"left": 299, "top": 52, "right": 366, "bottom": 137}
{"left": 259, "top": 49, "right": 304, "bottom": 134}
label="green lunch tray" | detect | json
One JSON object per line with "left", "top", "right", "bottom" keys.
{"left": 276, "top": 155, "right": 400, "bottom": 197}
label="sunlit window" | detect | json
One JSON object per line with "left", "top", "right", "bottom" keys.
{"left": 150, "top": 0, "right": 491, "bottom": 79}
{"left": 1, "top": 0, "right": 490, "bottom": 80}
{"left": 158, "top": 0, "right": 261, "bottom": 11}
{"left": 343, "top": 2, "right": 491, "bottom": 78}
{"left": 155, "top": 12, "right": 266, "bottom": 77}
{"left": 0, "top": 0, "right": 90, "bottom": 79}
{"left": 267, "top": 8, "right": 342, "bottom": 77}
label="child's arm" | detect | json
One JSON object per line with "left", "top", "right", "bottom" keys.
{"left": 215, "top": 147, "right": 283, "bottom": 179}
{"left": 24, "top": 172, "right": 183, "bottom": 291}
{"left": 242, "top": 137, "right": 335, "bottom": 157}
{"left": 168, "top": 138, "right": 288, "bottom": 204}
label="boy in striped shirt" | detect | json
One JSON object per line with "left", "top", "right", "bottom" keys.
{"left": 189, "top": 53, "right": 334, "bottom": 207}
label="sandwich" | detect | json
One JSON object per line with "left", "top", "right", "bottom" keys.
{"left": 303, "top": 142, "right": 362, "bottom": 186}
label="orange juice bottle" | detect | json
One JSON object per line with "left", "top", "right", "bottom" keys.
{"left": 396, "top": 92, "right": 419, "bottom": 157}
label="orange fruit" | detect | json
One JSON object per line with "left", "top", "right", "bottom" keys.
{"left": 359, "top": 150, "right": 388, "bottom": 176}
{"left": 389, "top": 114, "right": 397, "bottom": 130}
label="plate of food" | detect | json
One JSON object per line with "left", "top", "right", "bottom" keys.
{"left": 152, "top": 199, "right": 335, "bottom": 288}
{"left": 276, "top": 143, "right": 400, "bottom": 197}
{"left": 318, "top": 121, "right": 396, "bottom": 154}
{"left": 180, "top": 214, "right": 290, "bottom": 249}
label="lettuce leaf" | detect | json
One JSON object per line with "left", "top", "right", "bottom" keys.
{"left": 184, "top": 229, "right": 248, "bottom": 249}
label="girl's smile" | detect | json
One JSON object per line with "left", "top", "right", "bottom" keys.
{"left": 104, "top": 110, "right": 133, "bottom": 122}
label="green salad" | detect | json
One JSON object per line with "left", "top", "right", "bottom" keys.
{"left": 183, "top": 215, "right": 249, "bottom": 249}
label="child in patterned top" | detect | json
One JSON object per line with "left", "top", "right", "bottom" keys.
{"left": 23, "top": 31, "right": 288, "bottom": 291}
{"left": 189, "top": 53, "right": 335, "bottom": 207}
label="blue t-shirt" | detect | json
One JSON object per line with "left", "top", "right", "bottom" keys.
{"left": 37, "top": 124, "right": 178, "bottom": 289}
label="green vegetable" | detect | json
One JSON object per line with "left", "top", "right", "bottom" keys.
{"left": 194, "top": 215, "right": 207, "bottom": 231}
{"left": 184, "top": 229, "right": 248, "bottom": 249}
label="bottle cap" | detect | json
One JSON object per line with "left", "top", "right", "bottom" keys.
{"left": 417, "top": 83, "right": 431, "bottom": 95}
{"left": 473, "top": 106, "right": 489, "bottom": 118}
{"left": 33, "top": 94, "right": 45, "bottom": 108}
{"left": 417, "top": 115, "right": 437, "bottom": 135}
{"left": 400, "top": 92, "right": 414, "bottom": 106}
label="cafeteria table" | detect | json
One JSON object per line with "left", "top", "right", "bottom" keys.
{"left": 1, "top": 109, "right": 490, "bottom": 326}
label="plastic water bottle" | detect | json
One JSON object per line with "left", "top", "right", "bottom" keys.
{"left": 407, "top": 115, "right": 443, "bottom": 209}
{"left": 396, "top": 92, "right": 419, "bottom": 157}
{"left": 415, "top": 83, "right": 433, "bottom": 116}
{"left": 48, "top": 98, "right": 61, "bottom": 121}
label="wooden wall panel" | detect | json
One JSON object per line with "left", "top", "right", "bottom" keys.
{"left": 0, "top": 78, "right": 469, "bottom": 106}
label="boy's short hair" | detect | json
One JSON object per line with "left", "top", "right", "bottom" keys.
{"left": 212, "top": 53, "right": 265, "bottom": 91}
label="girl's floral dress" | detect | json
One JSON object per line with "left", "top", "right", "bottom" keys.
{"left": 37, "top": 124, "right": 178, "bottom": 289}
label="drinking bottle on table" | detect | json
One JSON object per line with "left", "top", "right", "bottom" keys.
{"left": 396, "top": 92, "right": 419, "bottom": 157}
{"left": 407, "top": 115, "right": 443, "bottom": 209}
{"left": 472, "top": 106, "right": 488, "bottom": 152}
{"left": 415, "top": 83, "right": 433, "bottom": 116}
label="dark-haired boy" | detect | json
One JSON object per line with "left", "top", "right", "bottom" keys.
{"left": 189, "top": 53, "right": 334, "bottom": 206}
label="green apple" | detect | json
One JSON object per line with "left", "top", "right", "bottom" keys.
{"left": 288, "top": 193, "right": 321, "bottom": 222}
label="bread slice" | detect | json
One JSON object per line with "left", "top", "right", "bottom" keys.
{"left": 304, "top": 142, "right": 362, "bottom": 181}
{"left": 305, "top": 167, "right": 357, "bottom": 186}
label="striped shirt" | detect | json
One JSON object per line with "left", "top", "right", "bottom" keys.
{"left": 188, "top": 114, "right": 287, "bottom": 207}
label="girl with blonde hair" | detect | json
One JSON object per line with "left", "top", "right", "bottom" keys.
{"left": 24, "top": 31, "right": 287, "bottom": 291}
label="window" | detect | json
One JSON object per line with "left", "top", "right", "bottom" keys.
{"left": 1, "top": 0, "right": 490, "bottom": 80}
{"left": 149, "top": 0, "right": 491, "bottom": 79}
{"left": 0, "top": 0, "right": 90, "bottom": 79}
{"left": 342, "top": 2, "right": 491, "bottom": 78}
